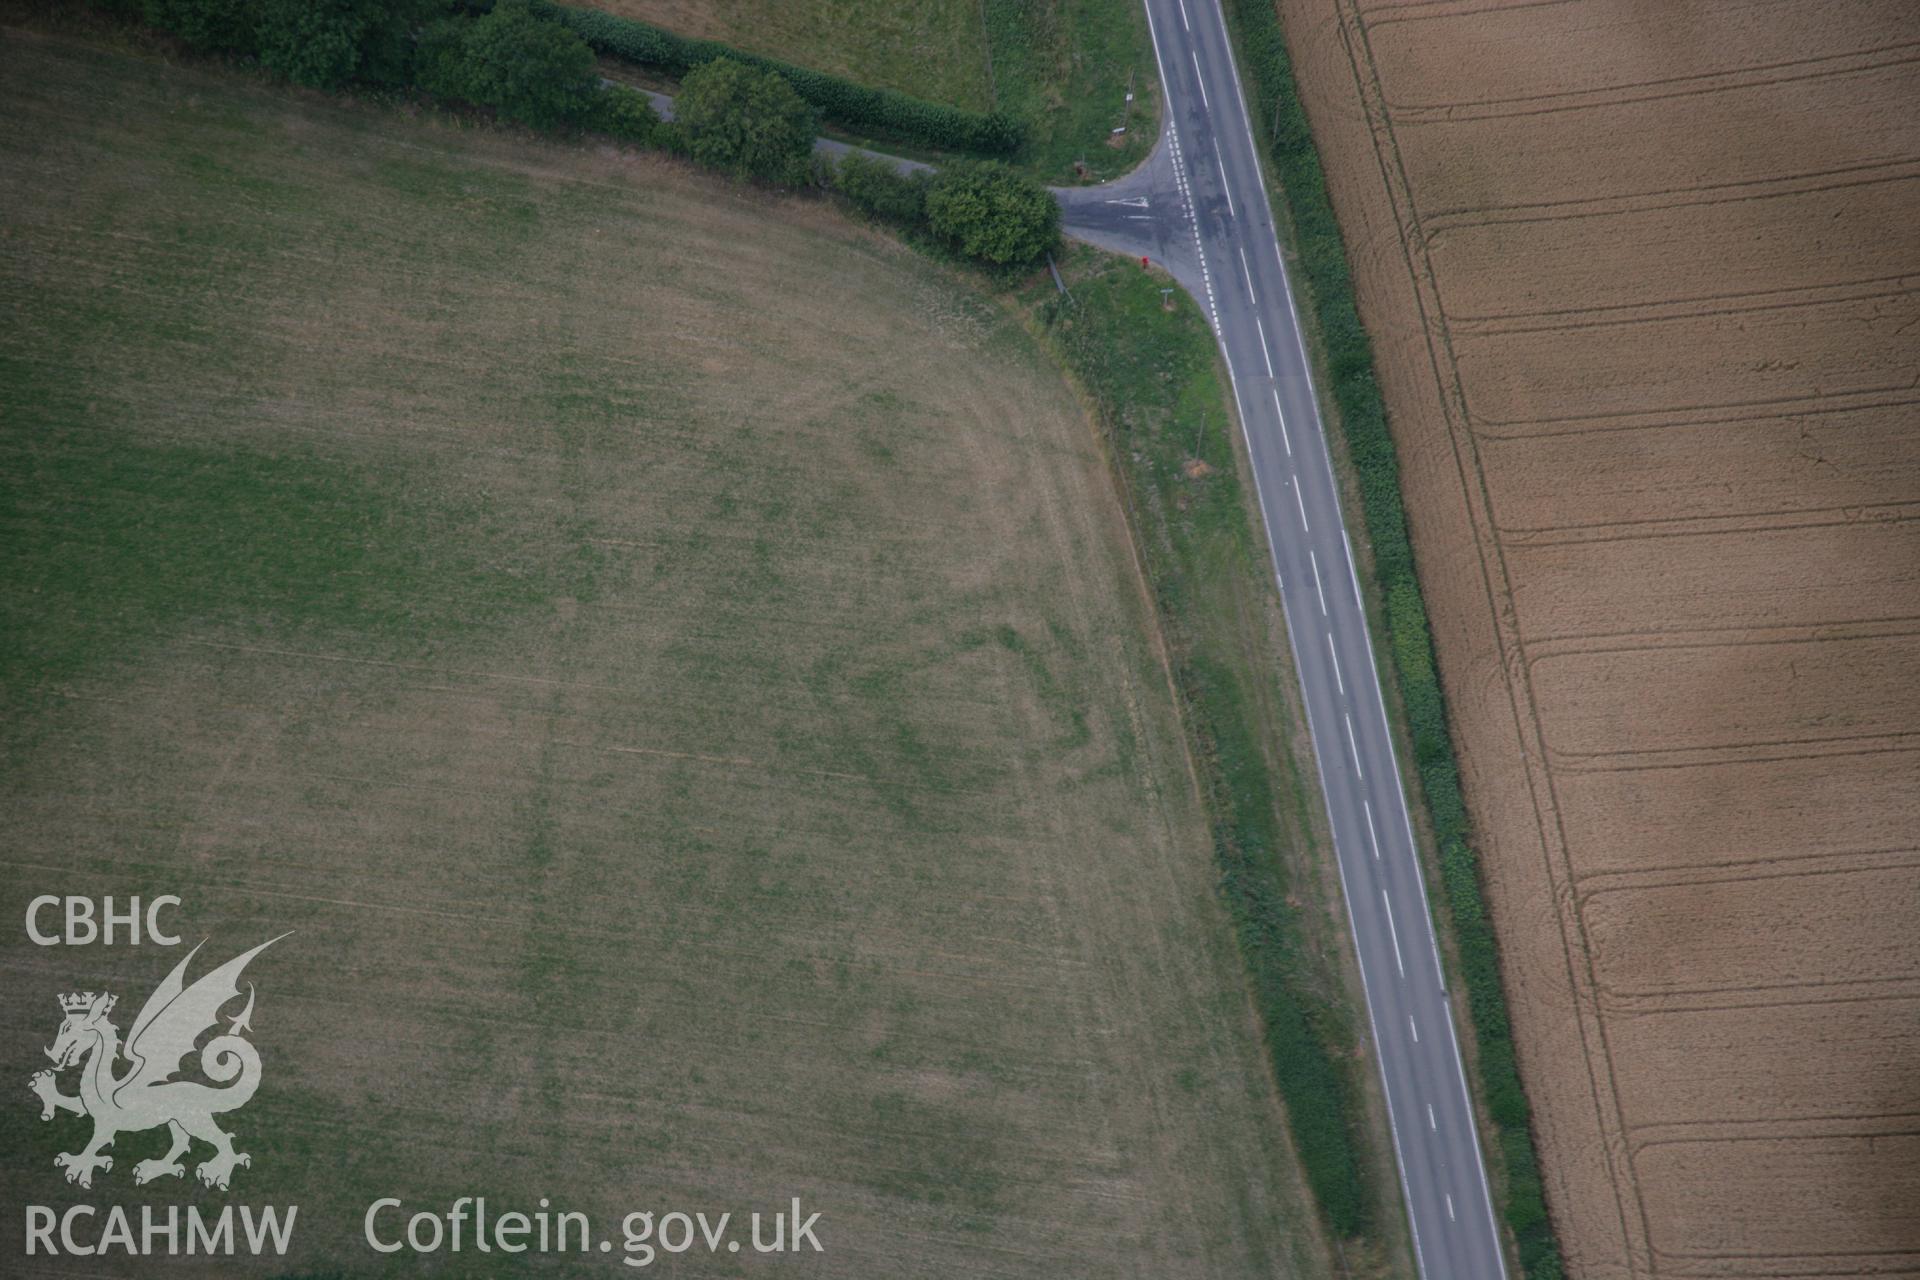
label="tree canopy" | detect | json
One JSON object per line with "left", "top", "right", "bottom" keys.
{"left": 925, "top": 161, "right": 1060, "bottom": 266}
{"left": 673, "top": 57, "right": 819, "bottom": 186}
{"left": 452, "top": 0, "right": 599, "bottom": 131}
{"left": 257, "top": 0, "right": 373, "bottom": 89}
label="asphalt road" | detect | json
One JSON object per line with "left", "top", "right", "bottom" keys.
{"left": 1060, "top": 4, "right": 1510, "bottom": 1276}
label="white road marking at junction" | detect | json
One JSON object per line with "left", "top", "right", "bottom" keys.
{"left": 1165, "top": 129, "right": 1221, "bottom": 333}
{"left": 1345, "top": 712, "right": 1363, "bottom": 777}
{"left": 1364, "top": 800, "right": 1381, "bottom": 860}
{"left": 1272, "top": 388, "right": 1291, "bottom": 455}
{"left": 1129, "top": 7, "right": 1504, "bottom": 1272}
{"left": 1383, "top": 890, "right": 1405, "bottom": 976}
{"left": 1311, "top": 549, "right": 1327, "bottom": 615}
{"left": 1327, "top": 632, "right": 1344, "bottom": 694}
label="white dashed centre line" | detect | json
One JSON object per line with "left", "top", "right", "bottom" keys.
{"left": 1428, "top": 1104, "right": 1438, "bottom": 1131}
{"left": 1133, "top": 5, "right": 1506, "bottom": 1266}
{"left": 1326, "top": 632, "right": 1344, "bottom": 694}
{"left": 1344, "top": 711, "right": 1363, "bottom": 778}
{"left": 1383, "top": 890, "right": 1405, "bottom": 976}
{"left": 1409, "top": 1015, "right": 1420, "bottom": 1043}
{"left": 1344, "top": 529, "right": 1365, "bottom": 616}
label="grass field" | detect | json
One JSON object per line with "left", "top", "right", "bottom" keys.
{"left": 582, "top": 0, "right": 1158, "bottom": 180}
{"left": 584, "top": 0, "right": 997, "bottom": 112}
{"left": 0, "top": 26, "right": 1333, "bottom": 1278}
{"left": 1021, "top": 247, "right": 1408, "bottom": 1270}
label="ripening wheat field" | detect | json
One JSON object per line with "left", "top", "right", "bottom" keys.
{"left": 1277, "top": 0, "right": 1920, "bottom": 1273}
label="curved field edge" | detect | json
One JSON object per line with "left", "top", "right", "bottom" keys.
{"left": 1217, "top": 0, "right": 1568, "bottom": 1274}
{"left": 1017, "top": 247, "right": 1405, "bottom": 1263}
{"left": 0, "top": 27, "right": 1338, "bottom": 1278}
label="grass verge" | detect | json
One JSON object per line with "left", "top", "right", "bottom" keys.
{"left": 1218, "top": 0, "right": 1568, "bottom": 1273}
{"left": 981, "top": 0, "right": 1158, "bottom": 182}
{"left": 1020, "top": 247, "right": 1388, "bottom": 1250}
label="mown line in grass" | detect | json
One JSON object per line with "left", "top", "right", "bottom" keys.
{"left": 1217, "top": 0, "right": 1567, "bottom": 1274}
{"left": 1021, "top": 248, "right": 1386, "bottom": 1251}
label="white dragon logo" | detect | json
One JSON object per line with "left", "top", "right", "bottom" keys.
{"left": 28, "top": 937, "right": 285, "bottom": 1190}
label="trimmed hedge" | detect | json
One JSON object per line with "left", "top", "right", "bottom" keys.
{"left": 532, "top": 1, "right": 1022, "bottom": 157}
{"left": 826, "top": 154, "right": 1058, "bottom": 267}
{"left": 832, "top": 151, "right": 930, "bottom": 226}
{"left": 1219, "top": 0, "right": 1567, "bottom": 1275}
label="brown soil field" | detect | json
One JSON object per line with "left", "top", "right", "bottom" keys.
{"left": 1274, "top": 0, "right": 1920, "bottom": 1274}
{"left": 0, "top": 30, "right": 1335, "bottom": 1277}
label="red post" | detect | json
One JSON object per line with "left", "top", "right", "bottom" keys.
{"left": 1141, "top": 256, "right": 1151, "bottom": 270}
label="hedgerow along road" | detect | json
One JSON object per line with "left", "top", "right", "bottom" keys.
{"left": 1054, "top": 2, "right": 1511, "bottom": 1275}
{"left": 628, "top": 24, "right": 1512, "bottom": 1271}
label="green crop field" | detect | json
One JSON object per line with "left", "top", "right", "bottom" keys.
{"left": 0, "top": 26, "right": 1334, "bottom": 1278}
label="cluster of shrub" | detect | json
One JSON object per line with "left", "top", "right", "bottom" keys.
{"left": 110, "top": 0, "right": 661, "bottom": 134}
{"left": 834, "top": 152, "right": 1059, "bottom": 269}
{"left": 102, "top": 0, "right": 1058, "bottom": 267}
{"left": 1221, "top": 0, "right": 1566, "bottom": 1273}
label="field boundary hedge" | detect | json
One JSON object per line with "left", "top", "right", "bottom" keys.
{"left": 532, "top": 1, "right": 1022, "bottom": 156}
{"left": 1218, "top": 0, "right": 1567, "bottom": 1274}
